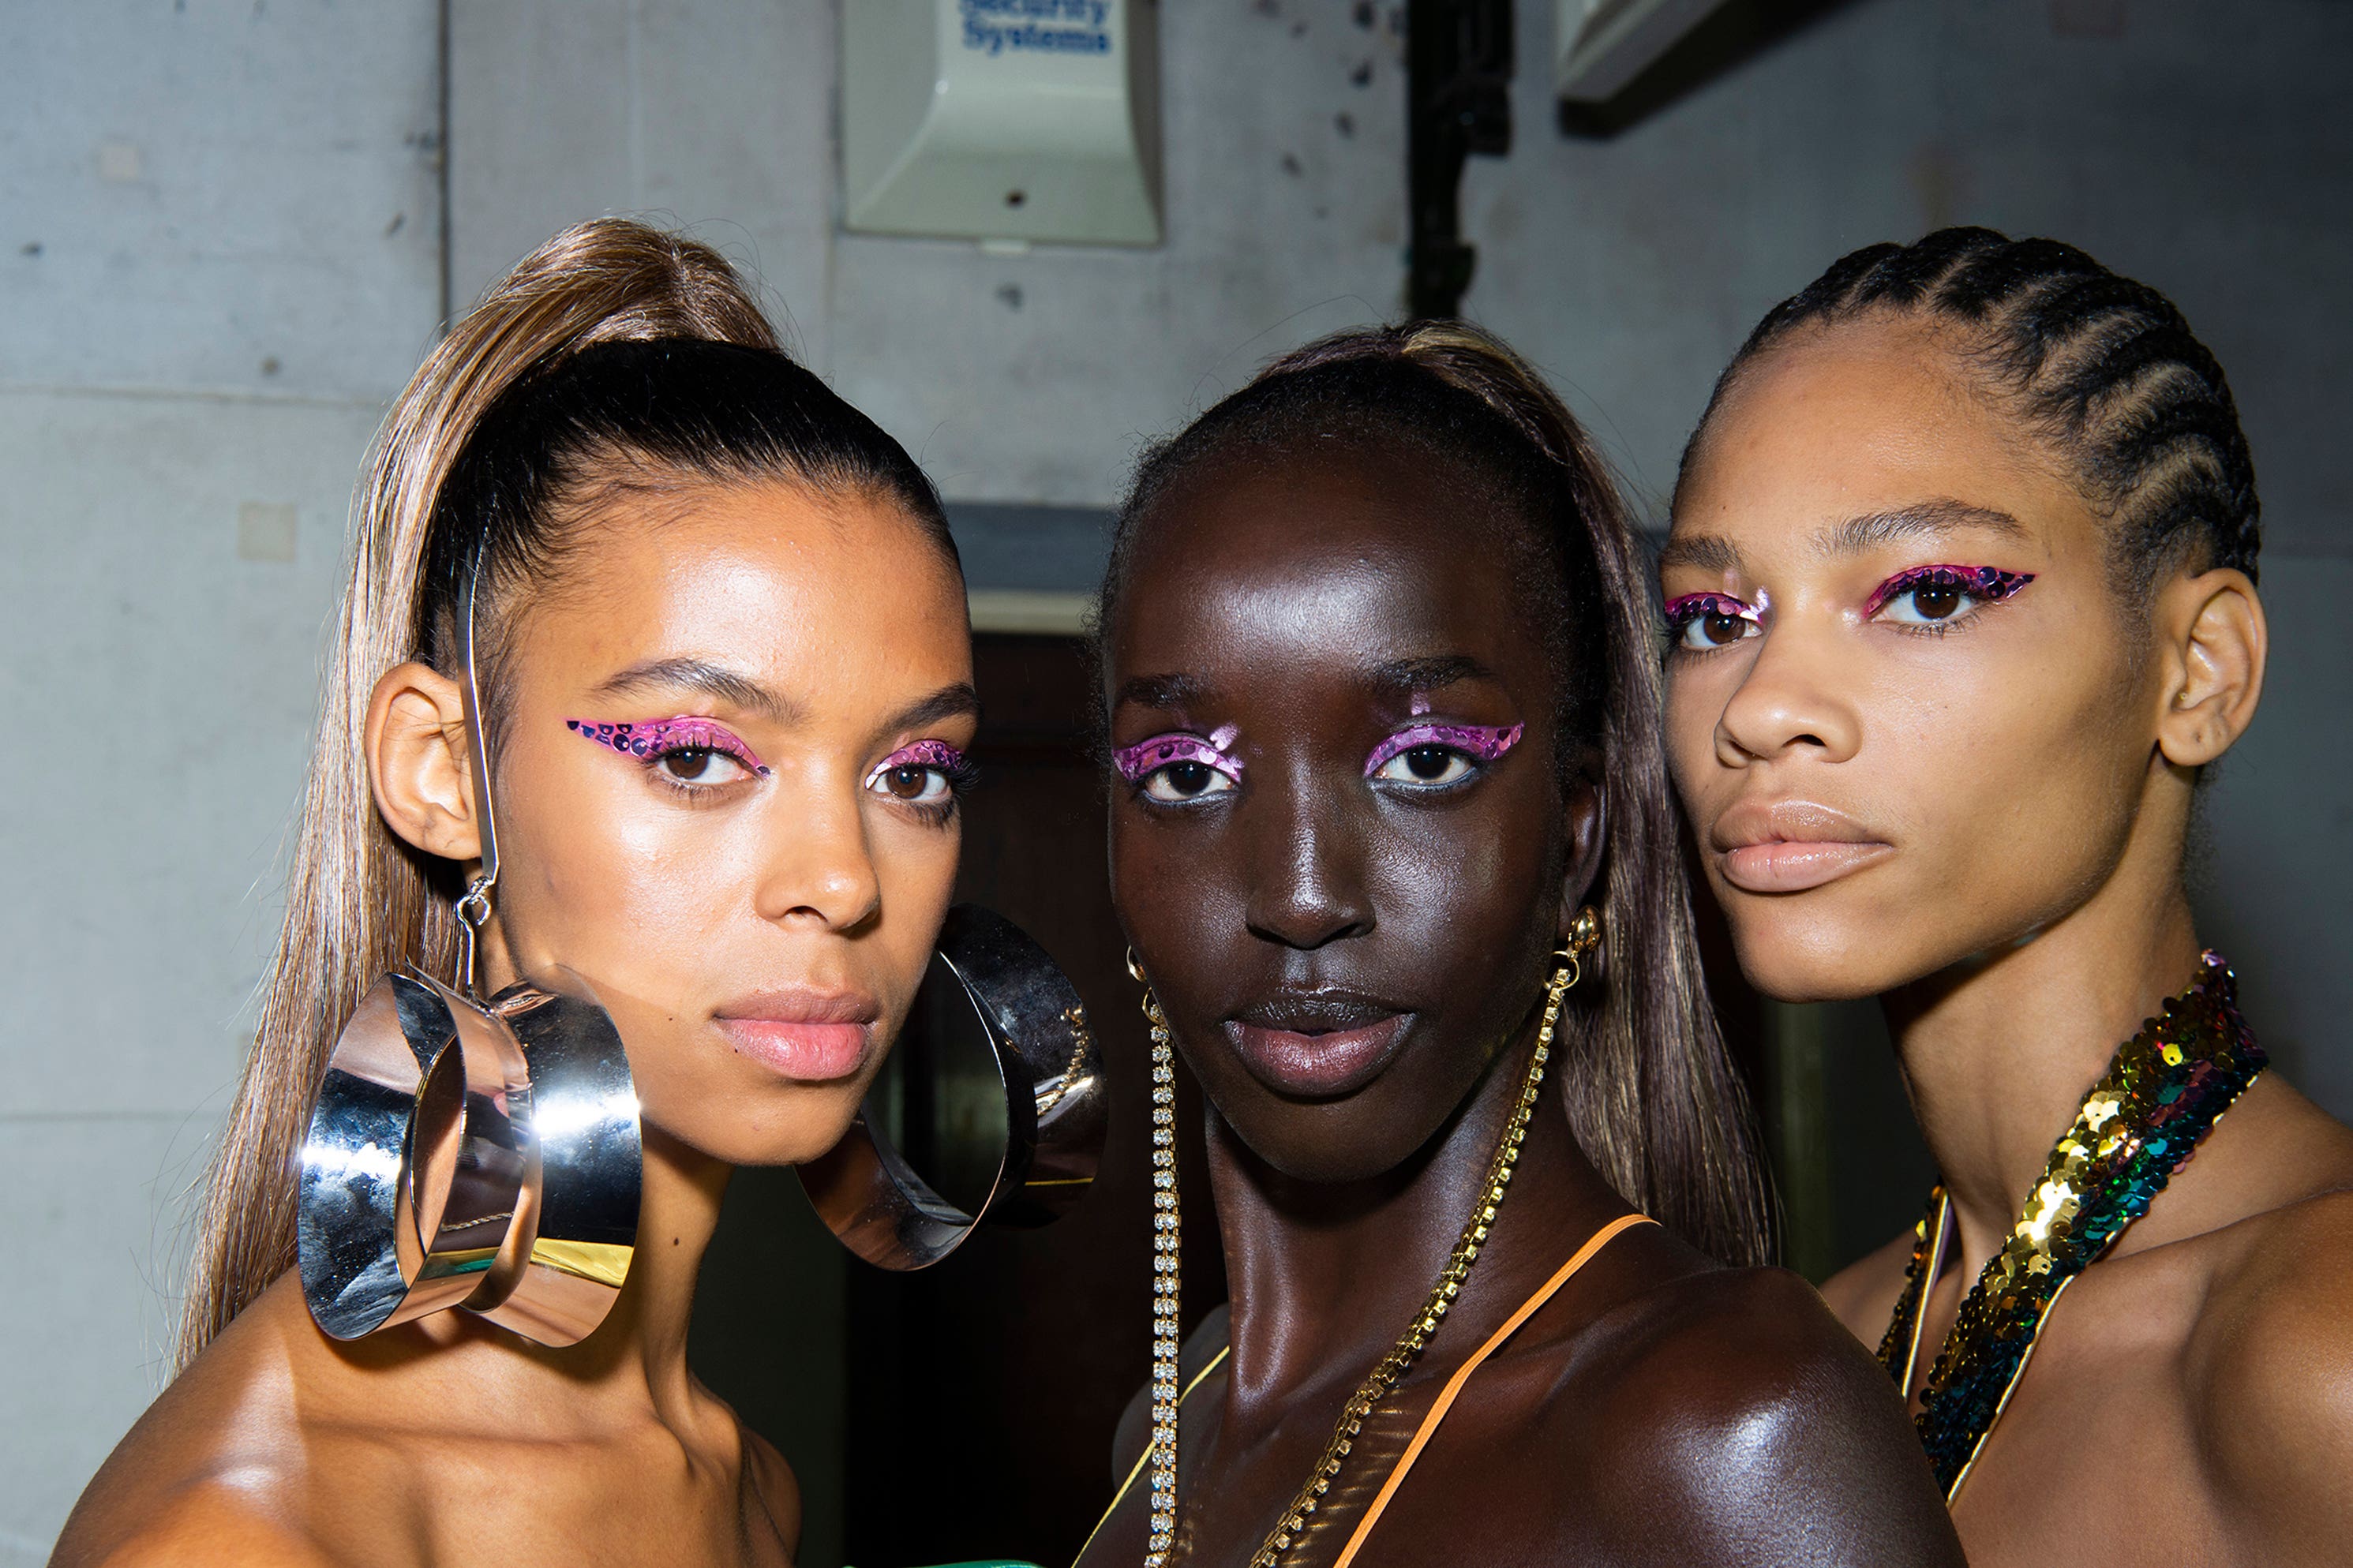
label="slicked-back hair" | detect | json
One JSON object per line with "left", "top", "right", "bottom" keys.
{"left": 1096, "top": 321, "right": 1773, "bottom": 1269}
{"left": 1678, "top": 226, "right": 2260, "bottom": 597}
{"left": 179, "top": 219, "right": 955, "bottom": 1368}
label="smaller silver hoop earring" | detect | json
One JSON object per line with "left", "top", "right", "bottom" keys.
{"left": 796, "top": 904, "right": 1107, "bottom": 1270}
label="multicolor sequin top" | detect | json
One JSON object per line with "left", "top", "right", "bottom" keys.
{"left": 1875, "top": 950, "right": 2265, "bottom": 1498}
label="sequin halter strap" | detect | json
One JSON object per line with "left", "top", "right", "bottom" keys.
{"left": 1876, "top": 949, "right": 2265, "bottom": 1499}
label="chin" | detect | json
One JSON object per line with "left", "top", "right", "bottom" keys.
{"left": 1724, "top": 907, "right": 1922, "bottom": 1004}
{"left": 643, "top": 1078, "right": 873, "bottom": 1169}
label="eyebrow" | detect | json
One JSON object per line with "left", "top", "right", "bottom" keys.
{"left": 590, "top": 657, "right": 796, "bottom": 721}
{"left": 1655, "top": 533, "right": 1743, "bottom": 575}
{"left": 590, "top": 658, "right": 979, "bottom": 736}
{"left": 1658, "top": 500, "right": 2031, "bottom": 578}
{"left": 879, "top": 682, "right": 983, "bottom": 735}
{"left": 1113, "top": 672, "right": 1212, "bottom": 710}
{"left": 1815, "top": 499, "right": 2031, "bottom": 555}
{"left": 1362, "top": 655, "right": 1500, "bottom": 697}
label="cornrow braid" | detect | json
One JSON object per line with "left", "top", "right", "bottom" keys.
{"left": 1683, "top": 226, "right": 2261, "bottom": 594}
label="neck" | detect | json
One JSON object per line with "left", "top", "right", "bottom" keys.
{"left": 1209, "top": 1015, "right": 1627, "bottom": 1422}
{"left": 399, "top": 1124, "right": 729, "bottom": 1433}
{"left": 1884, "top": 837, "right": 2202, "bottom": 1277}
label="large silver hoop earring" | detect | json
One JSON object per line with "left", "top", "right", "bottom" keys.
{"left": 298, "top": 545, "right": 644, "bottom": 1346}
{"left": 796, "top": 904, "right": 1107, "bottom": 1270}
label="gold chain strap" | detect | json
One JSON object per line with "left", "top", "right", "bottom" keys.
{"left": 1238, "top": 952, "right": 1575, "bottom": 1566}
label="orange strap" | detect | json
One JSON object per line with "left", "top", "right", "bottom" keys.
{"left": 1328, "top": 1212, "right": 1657, "bottom": 1568}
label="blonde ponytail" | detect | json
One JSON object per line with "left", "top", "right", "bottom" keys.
{"left": 178, "top": 220, "right": 785, "bottom": 1365}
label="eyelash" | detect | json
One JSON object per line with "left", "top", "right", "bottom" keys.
{"left": 567, "top": 717, "right": 770, "bottom": 800}
{"left": 1113, "top": 733, "right": 1245, "bottom": 807}
{"left": 1662, "top": 593, "right": 1762, "bottom": 653}
{"left": 864, "top": 740, "right": 979, "bottom": 826}
{"left": 1864, "top": 564, "right": 2035, "bottom": 633}
{"left": 1362, "top": 723, "right": 1523, "bottom": 789}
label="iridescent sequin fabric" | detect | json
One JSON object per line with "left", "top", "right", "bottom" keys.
{"left": 1875, "top": 950, "right": 2265, "bottom": 1496}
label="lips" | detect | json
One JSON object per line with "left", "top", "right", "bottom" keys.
{"left": 1710, "top": 798, "right": 1894, "bottom": 894}
{"left": 1226, "top": 990, "right": 1412, "bottom": 1099}
{"left": 714, "top": 986, "right": 879, "bottom": 1083}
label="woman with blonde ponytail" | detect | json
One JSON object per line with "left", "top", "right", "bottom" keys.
{"left": 56, "top": 219, "right": 997, "bottom": 1566}
{"left": 1078, "top": 322, "right": 1964, "bottom": 1566}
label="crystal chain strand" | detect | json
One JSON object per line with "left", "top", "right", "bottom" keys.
{"left": 1139, "top": 977, "right": 1182, "bottom": 1568}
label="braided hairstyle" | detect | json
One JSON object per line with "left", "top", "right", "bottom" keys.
{"left": 1679, "top": 226, "right": 2261, "bottom": 596}
{"left": 1097, "top": 322, "right": 1772, "bottom": 1269}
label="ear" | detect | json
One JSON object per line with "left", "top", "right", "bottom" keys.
{"left": 2153, "top": 567, "right": 2266, "bottom": 769}
{"left": 1555, "top": 777, "right": 1606, "bottom": 945}
{"left": 365, "top": 661, "right": 484, "bottom": 863}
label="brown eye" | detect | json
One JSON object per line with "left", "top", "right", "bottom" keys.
{"left": 663, "top": 747, "right": 715, "bottom": 781}
{"left": 1703, "top": 611, "right": 1747, "bottom": 646}
{"left": 1162, "top": 761, "right": 1213, "bottom": 797}
{"left": 886, "top": 764, "right": 929, "bottom": 799}
{"left": 1910, "top": 582, "right": 1963, "bottom": 620}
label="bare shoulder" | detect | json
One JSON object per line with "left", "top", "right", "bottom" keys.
{"left": 1570, "top": 1261, "right": 1965, "bottom": 1565}
{"left": 51, "top": 1285, "right": 345, "bottom": 1567}
{"left": 1817, "top": 1229, "right": 1916, "bottom": 1346}
{"left": 2193, "top": 1186, "right": 2353, "bottom": 1553}
{"left": 54, "top": 1481, "right": 335, "bottom": 1568}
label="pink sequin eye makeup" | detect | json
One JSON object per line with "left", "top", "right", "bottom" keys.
{"left": 565, "top": 717, "right": 770, "bottom": 777}
{"left": 1114, "top": 731, "right": 1243, "bottom": 805}
{"left": 864, "top": 739, "right": 976, "bottom": 807}
{"left": 1662, "top": 592, "right": 1763, "bottom": 652}
{"left": 1364, "top": 723, "right": 1523, "bottom": 787}
{"left": 1864, "top": 563, "right": 2035, "bottom": 624}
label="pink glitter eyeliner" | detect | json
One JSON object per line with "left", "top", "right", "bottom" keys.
{"left": 1864, "top": 563, "right": 2036, "bottom": 618}
{"left": 1662, "top": 592, "right": 1759, "bottom": 630}
{"left": 1113, "top": 732, "right": 1244, "bottom": 784}
{"left": 1363, "top": 722, "right": 1523, "bottom": 777}
{"left": 864, "top": 739, "right": 971, "bottom": 790}
{"left": 565, "top": 716, "right": 770, "bottom": 776}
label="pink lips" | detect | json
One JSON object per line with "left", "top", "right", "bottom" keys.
{"left": 1711, "top": 799, "right": 1894, "bottom": 894}
{"left": 714, "top": 988, "right": 878, "bottom": 1083}
{"left": 1229, "top": 1014, "right": 1410, "bottom": 1099}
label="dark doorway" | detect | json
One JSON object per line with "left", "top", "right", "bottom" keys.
{"left": 840, "top": 633, "right": 1228, "bottom": 1567}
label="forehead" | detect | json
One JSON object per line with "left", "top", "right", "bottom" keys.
{"left": 520, "top": 479, "right": 967, "bottom": 682}
{"left": 1115, "top": 447, "right": 1541, "bottom": 689}
{"left": 1673, "top": 317, "right": 2091, "bottom": 564}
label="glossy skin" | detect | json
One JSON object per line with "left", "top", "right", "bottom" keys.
{"left": 1665, "top": 315, "right": 2353, "bottom": 1563}
{"left": 54, "top": 481, "right": 977, "bottom": 1567}
{"left": 1081, "top": 448, "right": 1963, "bottom": 1566}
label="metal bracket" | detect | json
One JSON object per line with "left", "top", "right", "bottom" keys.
{"left": 1407, "top": 0, "right": 1516, "bottom": 319}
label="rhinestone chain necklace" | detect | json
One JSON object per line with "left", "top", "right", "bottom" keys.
{"left": 1876, "top": 950, "right": 2264, "bottom": 1499}
{"left": 1137, "top": 959, "right": 1573, "bottom": 1567}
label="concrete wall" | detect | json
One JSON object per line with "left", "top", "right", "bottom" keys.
{"left": 6, "top": 0, "right": 2350, "bottom": 1557}
{"left": 1, "top": 2, "right": 443, "bottom": 1557}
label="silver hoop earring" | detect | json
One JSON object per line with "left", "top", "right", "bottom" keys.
{"left": 796, "top": 904, "right": 1107, "bottom": 1270}
{"left": 298, "top": 544, "right": 644, "bottom": 1346}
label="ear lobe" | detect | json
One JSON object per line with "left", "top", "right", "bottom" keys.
{"left": 366, "top": 661, "right": 484, "bottom": 863}
{"left": 1557, "top": 780, "right": 1606, "bottom": 942}
{"left": 2155, "top": 569, "right": 2266, "bottom": 769}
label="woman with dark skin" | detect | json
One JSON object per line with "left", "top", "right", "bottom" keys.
{"left": 1078, "top": 324, "right": 1962, "bottom": 1566}
{"left": 1662, "top": 228, "right": 2353, "bottom": 1563}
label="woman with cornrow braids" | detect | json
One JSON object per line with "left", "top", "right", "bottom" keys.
{"left": 1663, "top": 226, "right": 2353, "bottom": 1563}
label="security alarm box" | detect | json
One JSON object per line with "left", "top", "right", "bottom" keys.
{"left": 842, "top": 0, "right": 1163, "bottom": 246}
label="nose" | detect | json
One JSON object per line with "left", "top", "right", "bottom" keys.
{"left": 753, "top": 778, "right": 882, "bottom": 933}
{"left": 1241, "top": 764, "right": 1374, "bottom": 952}
{"left": 1714, "top": 613, "right": 1862, "bottom": 769}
